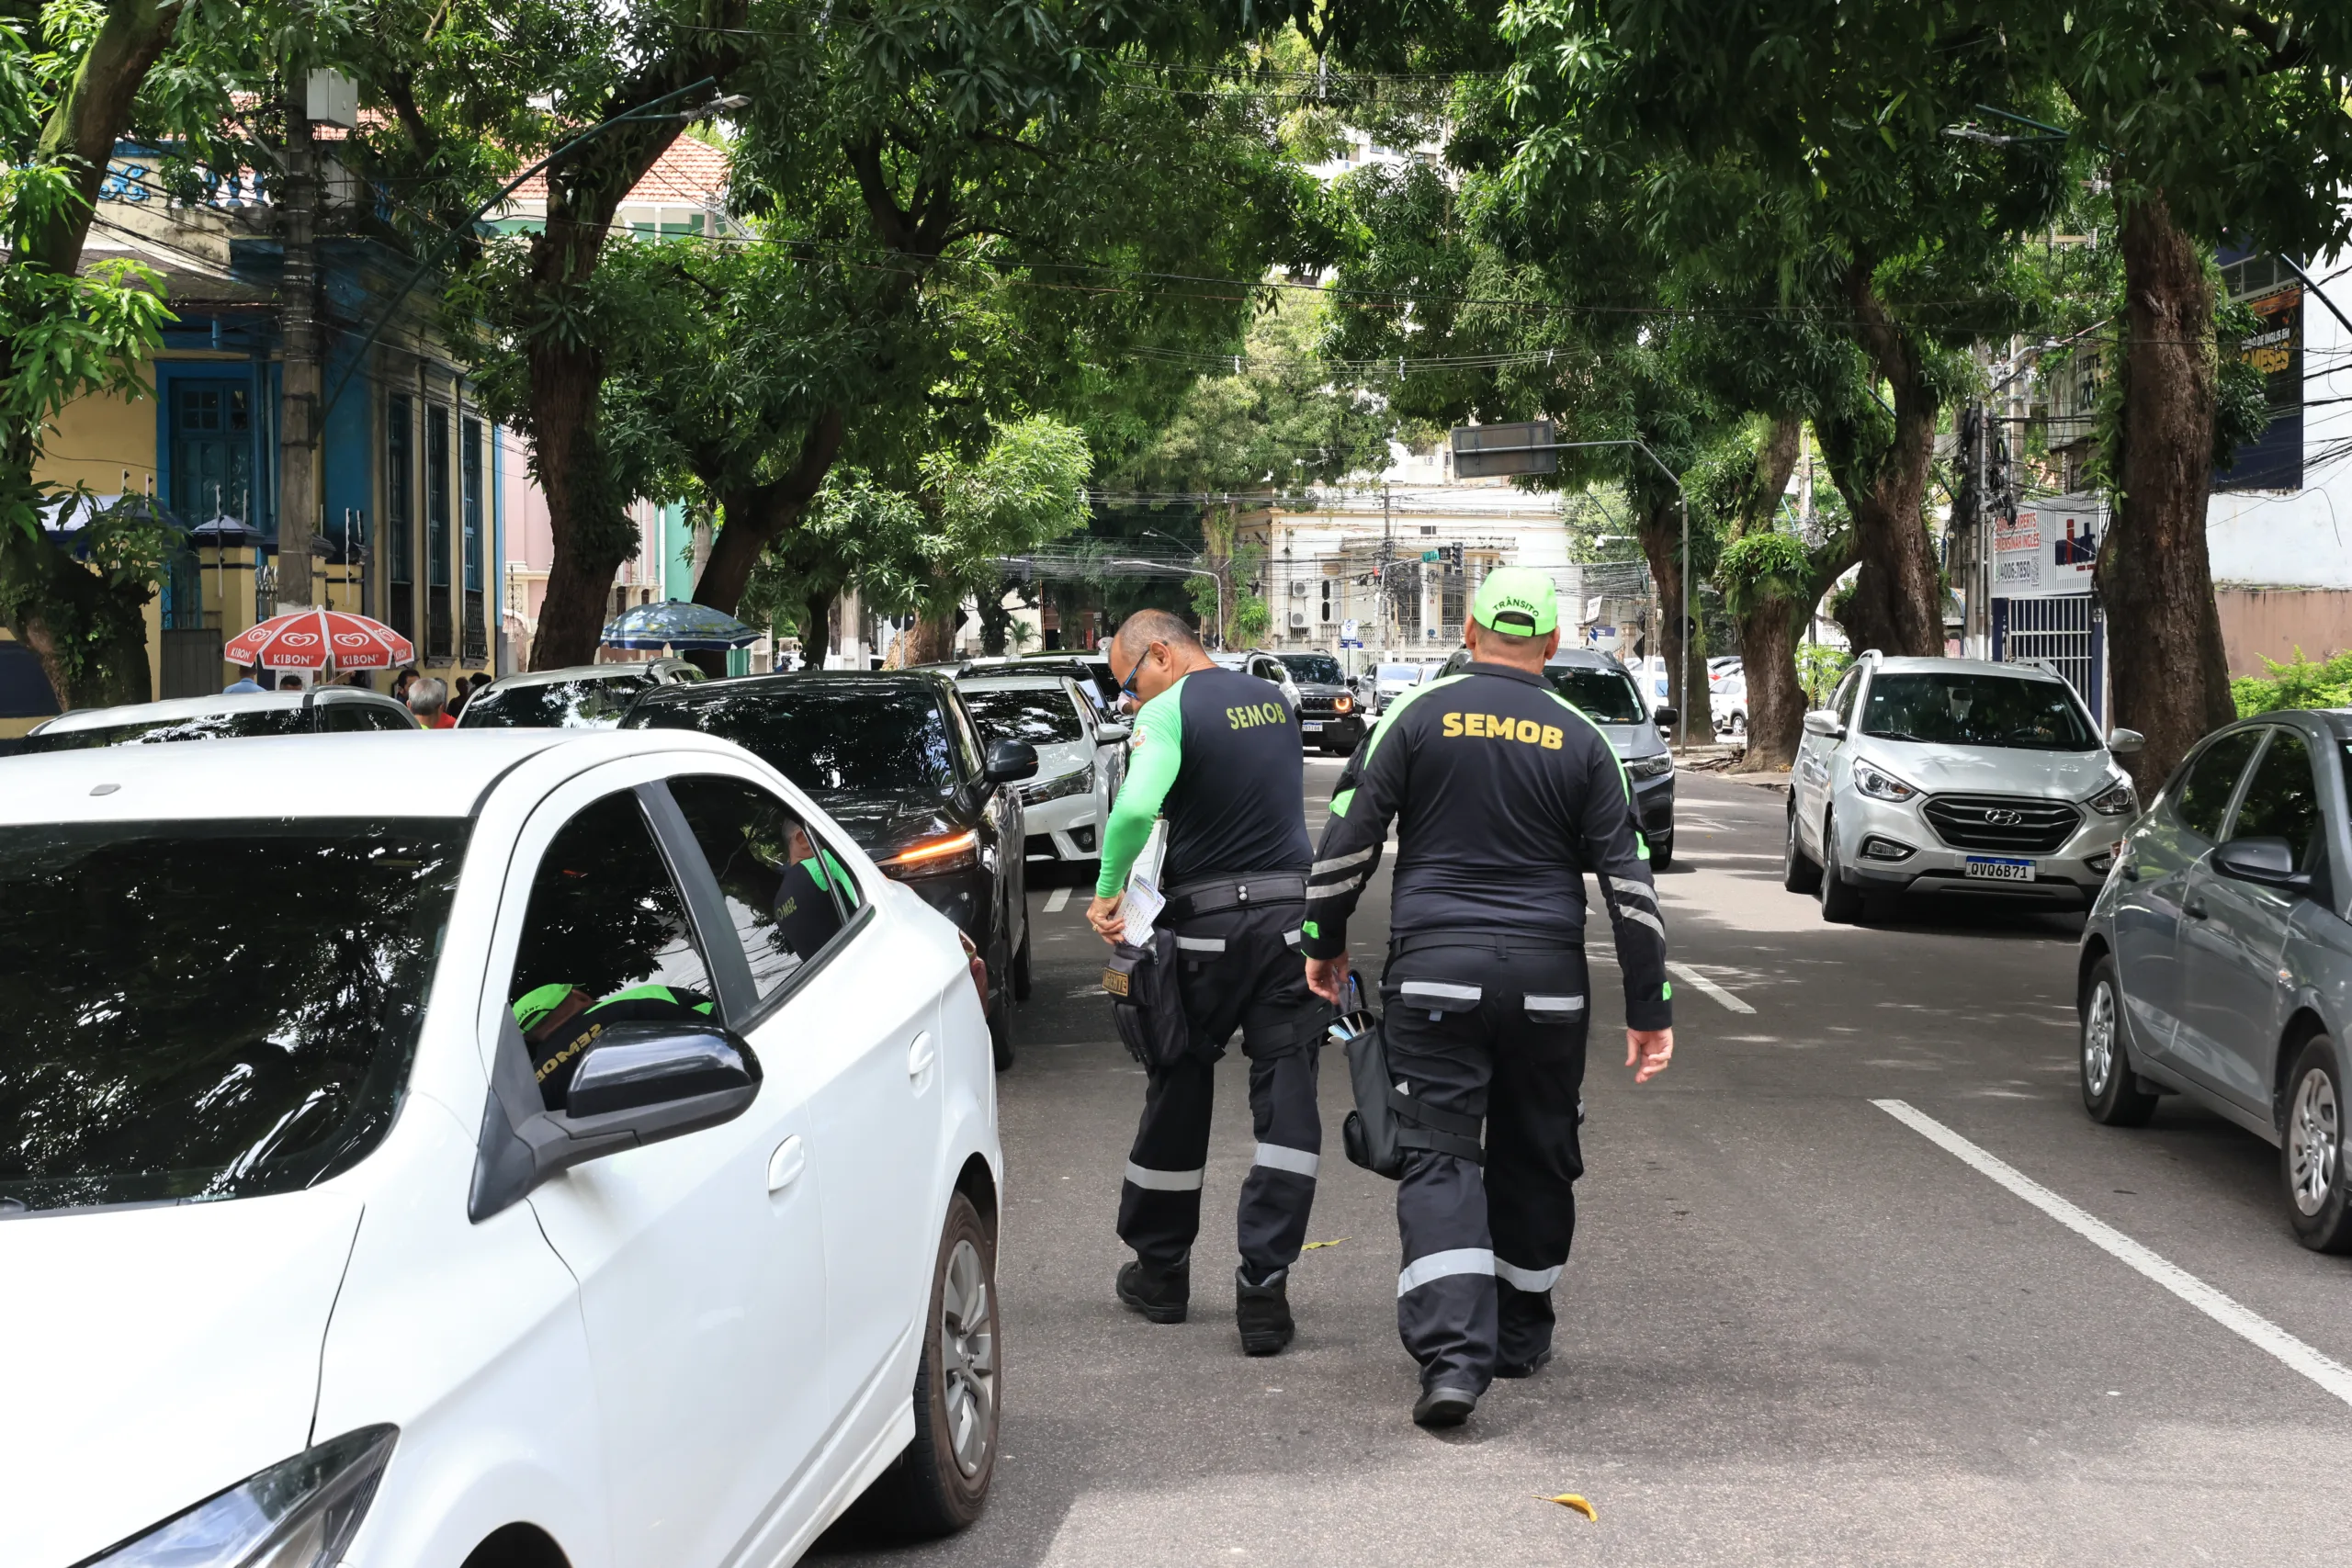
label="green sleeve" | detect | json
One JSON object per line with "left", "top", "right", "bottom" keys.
{"left": 1094, "top": 688, "right": 1184, "bottom": 897}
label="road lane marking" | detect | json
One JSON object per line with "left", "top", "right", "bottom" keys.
{"left": 1668, "top": 963, "right": 1754, "bottom": 1013}
{"left": 1873, "top": 1099, "right": 2352, "bottom": 1412}
{"left": 1045, "top": 887, "right": 1070, "bottom": 912}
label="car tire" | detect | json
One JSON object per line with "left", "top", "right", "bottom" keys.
{"left": 2282, "top": 1035, "right": 2352, "bottom": 1253}
{"left": 989, "top": 991, "right": 1015, "bottom": 1072}
{"left": 1818, "top": 814, "right": 1863, "bottom": 923}
{"left": 853, "top": 1191, "right": 1001, "bottom": 1536}
{"left": 2079, "top": 955, "right": 2159, "bottom": 1127}
{"left": 1782, "top": 802, "right": 1822, "bottom": 895}
{"left": 1648, "top": 836, "right": 1673, "bottom": 872}
{"left": 1012, "top": 923, "right": 1033, "bottom": 1003}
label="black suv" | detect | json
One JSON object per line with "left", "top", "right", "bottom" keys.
{"left": 1276, "top": 651, "right": 1366, "bottom": 754}
{"left": 623, "top": 671, "right": 1038, "bottom": 1068}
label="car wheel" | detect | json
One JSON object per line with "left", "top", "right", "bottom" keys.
{"left": 1818, "top": 813, "right": 1863, "bottom": 923}
{"left": 854, "top": 1192, "right": 1001, "bottom": 1536}
{"left": 1782, "top": 802, "right": 1822, "bottom": 895}
{"left": 1731, "top": 713, "right": 1747, "bottom": 739}
{"left": 2079, "top": 955, "right": 2158, "bottom": 1126}
{"left": 1012, "top": 923, "right": 1033, "bottom": 1003}
{"left": 1648, "top": 835, "right": 1673, "bottom": 872}
{"left": 2283, "top": 1036, "right": 2352, "bottom": 1252}
{"left": 988, "top": 990, "right": 1015, "bottom": 1072}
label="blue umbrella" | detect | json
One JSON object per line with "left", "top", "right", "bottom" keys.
{"left": 602, "top": 600, "right": 761, "bottom": 650}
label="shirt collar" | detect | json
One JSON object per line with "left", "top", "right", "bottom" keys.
{"left": 1461, "top": 660, "right": 1550, "bottom": 689}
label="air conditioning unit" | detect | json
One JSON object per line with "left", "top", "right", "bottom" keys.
{"left": 1288, "top": 581, "right": 1309, "bottom": 598}
{"left": 1287, "top": 608, "right": 1310, "bottom": 629}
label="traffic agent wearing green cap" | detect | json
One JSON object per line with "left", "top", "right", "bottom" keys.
{"left": 1467, "top": 564, "right": 1560, "bottom": 637}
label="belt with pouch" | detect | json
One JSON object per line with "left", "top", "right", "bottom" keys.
{"left": 1163, "top": 872, "right": 1308, "bottom": 920}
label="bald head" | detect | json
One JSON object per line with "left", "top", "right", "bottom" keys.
{"left": 1109, "top": 608, "right": 1212, "bottom": 707}
{"left": 1113, "top": 608, "right": 1202, "bottom": 661}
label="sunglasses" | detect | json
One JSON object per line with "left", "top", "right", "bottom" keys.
{"left": 1114, "top": 643, "right": 1158, "bottom": 700}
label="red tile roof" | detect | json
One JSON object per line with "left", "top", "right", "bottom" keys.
{"left": 504, "top": 134, "right": 730, "bottom": 209}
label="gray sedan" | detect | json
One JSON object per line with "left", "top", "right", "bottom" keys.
{"left": 2081, "top": 707, "right": 2352, "bottom": 1249}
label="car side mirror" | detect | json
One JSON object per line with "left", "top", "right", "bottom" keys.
{"left": 2107, "top": 727, "right": 2145, "bottom": 755}
{"left": 1094, "top": 721, "right": 1131, "bottom": 744}
{"left": 1803, "top": 709, "right": 1846, "bottom": 739}
{"left": 983, "top": 738, "right": 1039, "bottom": 784}
{"left": 1652, "top": 706, "right": 1678, "bottom": 728}
{"left": 470, "top": 1019, "right": 762, "bottom": 1222}
{"left": 2211, "top": 835, "right": 2313, "bottom": 894}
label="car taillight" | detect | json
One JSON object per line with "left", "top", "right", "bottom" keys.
{"left": 957, "top": 928, "right": 989, "bottom": 1010}
{"left": 882, "top": 829, "right": 979, "bottom": 879}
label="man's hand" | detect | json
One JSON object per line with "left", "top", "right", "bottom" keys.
{"left": 1626, "top": 1028, "right": 1673, "bottom": 1083}
{"left": 1305, "top": 952, "right": 1352, "bottom": 1006}
{"left": 1087, "top": 893, "right": 1126, "bottom": 946}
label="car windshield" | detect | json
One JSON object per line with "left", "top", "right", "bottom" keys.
{"left": 1377, "top": 664, "right": 1422, "bottom": 683}
{"left": 627, "top": 682, "right": 956, "bottom": 793}
{"left": 962, "top": 686, "right": 1085, "bottom": 746}
{"left": 1545, "top": 667, "right": 1647, "bottom": 724}
{"left": 1860, "top": 672, "right": 2097, "bottom": 750}
{"left": 1280, "top": 654, "right": 1344, "bottom": 683}
{"left": 0, "top": 818, "right": 465, "bottom": 1214}
{"left": 21, "top": 708, "right": 310, "bottom": 750}
{"left": 460, "top": 673, "right": 651, "bottom": 729}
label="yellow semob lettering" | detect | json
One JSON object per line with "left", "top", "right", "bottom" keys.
{"left": 1442, "top": 712, "right": 1464, "bottom": 738}
{"left": 1226, "top": 702, "right": 1286, "bottom": 730}
{"left": 1442, "top": 710, "right": 1569, "bottom": 750}
{"left": 1541, "top": 725, "right": 1564, "bottom": 750}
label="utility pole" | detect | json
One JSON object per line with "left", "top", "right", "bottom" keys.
{"left": 276, "top": 68, "right": 319, "bottom": 611}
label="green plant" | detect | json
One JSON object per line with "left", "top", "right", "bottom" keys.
{"left": 2233, "top": 649, "right": 2352, "bottom": 716}
{"left": 1795, "top": 644, "right": 1852, "bottom": 708}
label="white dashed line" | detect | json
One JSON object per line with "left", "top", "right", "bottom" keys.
{"left": 1045, "top": 887, "right": 1070, "bottom": 912}
{"left": 1874, "top": 1099, "right": 2352, "bottom": 1413}
{"left": 1668, "top": 963, "right": 1755, "bottom": 1014}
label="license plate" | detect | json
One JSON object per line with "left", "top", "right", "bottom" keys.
{"left": 1965, "top": 856, "right": 2035, "bottom": 883}
{"left": 1300, "top": 721, "right": 1324, "bottom": 732}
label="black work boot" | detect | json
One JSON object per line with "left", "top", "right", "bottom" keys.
{"left": 1116, "top": 1257, "right": 1190, "bottom": 1324}
{"left": 1494, "top": 1348, "right": 1555, "bottom": 1380}
{"left": 1412, "top": 1383, "right": 1478, "bottom": 1428}
{"left": 1234, "top": 1269, "right": 1295, "bottom": 1356}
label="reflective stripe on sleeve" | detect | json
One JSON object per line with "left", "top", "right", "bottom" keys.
{"left": 1305, "top": 873, "right": 1367, "bottom": 899}
{"left": 1495, "top": 1258, "right": 1564, "bottom": 1292}
{"left": 1252, "top": 1142, "right": 1320, "bottom": 1179}
{"left": 1124, "top": 1162, "right": 1205, "bottom": 1191}
{"left": 1603, "top": 876, "right": 1657, "bottom": 905}
{"left": 1311, "top": 844, "right": 1378, "bottom": 875}
{"left": 1174, "top": 935, "right": 1227, "bottom": 953}
{"left": 1619, "top": 907, "right": 1666, "bottom": 939}
{"left": 1396, "top": 1247, "right": 1496, "bottom": 1296}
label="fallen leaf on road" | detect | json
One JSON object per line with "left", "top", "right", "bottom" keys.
{"left": 1539, "top": 1494, "right": 1597, "bottom": 1521}
{"left": 1301, "top": 1237, "right": 1349, "bottom": 1250}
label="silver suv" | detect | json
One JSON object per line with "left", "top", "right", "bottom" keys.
{"left": 1783, "top": 653, "right": 2143, "bottom": 921}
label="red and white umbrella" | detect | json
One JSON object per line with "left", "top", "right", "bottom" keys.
{"left": 223, "top": 609, "right": 416, "bottom": 671}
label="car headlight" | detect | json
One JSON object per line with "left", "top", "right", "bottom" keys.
{"left": 1625, "top": 753, "right": 1673, "bottom": 781}
{"left": 87, "top": 1425, "right": 396, "bottom": 1568}
{"left": 1332, "top": 694, "right": 1353, "bottom": 715}
{"left": 2086, "top": 781, "right": 2137, "bottom": 816}
{"left": 1852, "top": 759, "right": 1918, "bottom": 802}
{"left": 1023, "top": 765, "right": 1091, "bottom": 804}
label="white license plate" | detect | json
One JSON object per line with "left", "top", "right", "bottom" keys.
{"left": 1300, "top": 721, "right": 1324, "bottom": 733}
{"left": 1965, "top": 856, "right": 2035, "bottom": 883}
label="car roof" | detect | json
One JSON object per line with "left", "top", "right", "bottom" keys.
{"left": 478, "top": 662, "right": 672, "bottom": 691}
{"left": 634, "top": 668, "right": 951, "bottom": 702}
{"left": 959, "top": 674, "right": 1077, "bottom": 694}
{"left": 1544, "top": 650, "right": 1634, "bottom": 673}
{"left": 0, "top": 728, "right": 760, "bottom": 825}
{"left": 29, "top": 689, "right": 393, "bottom": 734}
{"left": 1866, "top": 656, "right": 2064, "bottom": 682}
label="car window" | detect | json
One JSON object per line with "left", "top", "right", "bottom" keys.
{"left": 463, "top": 674, "right": 651, "bottom": 729}
{"left": 19, "top": 708, "right": 311, "bottom": 750}
{"left": 962, "top": 685, "right": 1086, "bottom": 746}
{"left": 1831, "top": 669, "right": 1863, "bottom": 726}
{"left": 1859, "top": 672, "right": 2097, "bottom": 750}
{"left": 946, "top": 692, "right": 986, "bottom": 777}
{"left": 507, "top": 790, "right": 717, "bottom": 1108}
{"left": 626, "top": 682, "right": 957, "bottom": 794}
{"left": 667, "top": 775, "right": 855, "bottom": 1000}
{"left": 2175, "top": 729, "right": 2265, "bottom": 840}
{"left": 1544, "top": 667, "right": 1646, "bottom": 724}
{"left": 322, "top": 700, "right": 411, "bottom": 732}
{"left": 2229, "top": 728, "right": 2324, "bottom": 868}
{"left": 0, "top": 817, "right": 465, "bottom": 1213}
{"left": 1280, "top": 652, "right": 1343, "bottom": 683}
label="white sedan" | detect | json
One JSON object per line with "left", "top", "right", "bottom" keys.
{"left": 1, "top": 728, "right": 1004, "bottom": 1568}
{"left": 958, "top": 672, "right": 1128, "bottom": 864}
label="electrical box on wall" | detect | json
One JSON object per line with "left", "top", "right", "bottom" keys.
{"left": 306, "top": 70, "right": 359, "bottom": 129}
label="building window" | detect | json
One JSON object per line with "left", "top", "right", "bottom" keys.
{"left": 386, "top": 396, "right": 414, "bottom": 644}
{"left": 166, "top": 381, "right": 251, "bottom": 632}
{"left": 461, "top": 416, "right": 487, "bottom": 664}
{"left": 426, "top": 404, "right": 452, "bottom": 660}
{"left": 1320, "top": 579, "right": 1333, "bottom": 624}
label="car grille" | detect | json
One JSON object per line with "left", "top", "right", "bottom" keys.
{"left": 1921, "top": 794, "right": 2083, "bottom": 854}
{"left": 1297, "top": 696, "right": 1343, "bottom": 719}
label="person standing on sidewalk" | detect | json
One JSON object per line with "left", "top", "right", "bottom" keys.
{"left": 1088, "top": 608, "right": 1329, "bottom": 1356}
{"left": 1301, "top": 566, "right": 1676, "bottom": 1427}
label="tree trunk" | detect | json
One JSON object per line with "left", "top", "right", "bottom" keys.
{"left": 800, "top": 588, "right": 832, "bottom": 666}
{"left": 1722, "top": 414, "right": 1806, "bottom": 771}
{"left": 0, "top": 522, "right": 154, "bottom": 709}
{"left": 1635, "top": 492, "right": 1690, "bottom": 739}
{"left": 524, "top": 337, "right": 629, "bottom": 671}
{"left": 2098, "top": 190, "right": 2235, "bottom": 786}
{"left": 1825, "top": 265, "right": 1947, "bottom": 658}
{"left": 691, "top": 412, "right": 846, "bottom": 615}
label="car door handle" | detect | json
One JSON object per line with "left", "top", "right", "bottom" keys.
{"left": 766, "top": 1134, "right": 807, "bottom": 1194}
{"left": 908, "top": 1031, "right": 936, "bottom": 1082}
{"left": 2184, "top": 900, "right": 2208, "bottom": 920}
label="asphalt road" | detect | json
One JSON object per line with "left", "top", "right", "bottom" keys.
{"left": 822, "top": 765, "right": 2352, "bottom": 1566}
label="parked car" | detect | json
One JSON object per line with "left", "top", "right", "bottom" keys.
{"left": 0, "top": 729, "right": 1006, "bottom": 1568}
{"left": 1273, "top": 650, "right": 1366, "bottom": 754}
{"left": 1784, "top": 652, "right": 2142, "bottom": 922}
{"left": 1212, "top": 649, "right": 1304, "bottom": 712}
{"left": 1368, "top": 660, "right": 1428, "bottom": 716}
{"left": 456, "top": 659, "right": 705, "bottom": 729}
{"left": 958, "top": 671, "right": 1130, "bottom": 866}
{"left": 11, "top": 686, "right": 418, "bottom": 752}
{"left": 1713, "top": 670, "right": 1749, "bottom": 740}
{"left": 2078, "top": 708, "right": 2352, "bottom": 1250}
{"left": 1021, "top": 651, "right": 1122, "bottom": 712}
{"left": 624, "top": 671, "right": 1036, "bottom": 1069}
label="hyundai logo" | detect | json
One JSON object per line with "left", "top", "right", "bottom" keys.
{"left": 1983, "top": 807, "right": 2024, "bottom": 826}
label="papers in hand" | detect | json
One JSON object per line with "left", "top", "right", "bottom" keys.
{"left": 1124, "top": 819, "right": 1169, "bottom": 945}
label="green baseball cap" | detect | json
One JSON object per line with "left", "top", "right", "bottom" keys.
{"left": 1470, "top": 565, "right": 1559, "bottom": 636}
{"left": 513, "top": 982, "right": 577, "bottom": 1032}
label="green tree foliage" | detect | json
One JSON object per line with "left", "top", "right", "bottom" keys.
{"left": 2233, "top": 650, "right": 2352, "bottom": 718}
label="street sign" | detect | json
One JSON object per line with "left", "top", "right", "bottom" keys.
{"left": 1340, "top": 618, "right": 1359, "bottom": 639}
{"left": 1450, "top": 419, "right": 1558, "bottom": 479}
{"left": 1420, "top": 549, "right": 1441, "bottom": 562}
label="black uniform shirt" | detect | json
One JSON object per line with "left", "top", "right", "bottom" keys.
{"left": 1095, "top": 664, "right": 1314, "bottom": 896}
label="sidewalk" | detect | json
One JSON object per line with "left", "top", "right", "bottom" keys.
{"left": 1673, "top": 741, "right": 1790, "bottom": 792}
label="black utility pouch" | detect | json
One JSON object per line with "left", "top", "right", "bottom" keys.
{"left": 1339, "top": 1010, "right": 1486, "bottom": 1179}
{"left": 1103, "top": 929, "right": 1190, "bottom": 1070}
